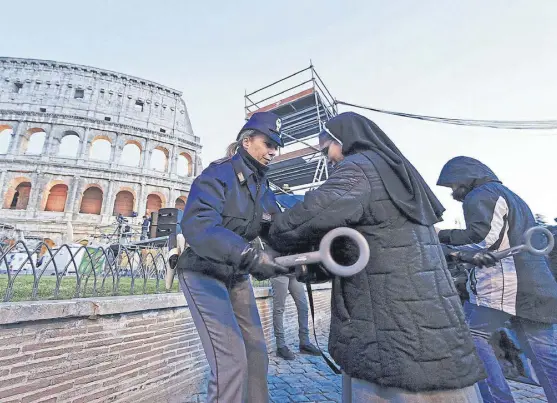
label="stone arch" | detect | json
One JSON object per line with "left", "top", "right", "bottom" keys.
{"left": 45, "top": 183, "right": 69, "bottom": 212}
{"left": 121, "top": 140, "right": 142, "bottom": 167}
{"left": 177, "top": 152, "right": 194, "bottom": 177}
{"left": 39, "top": 179, "right": 71, "bottom": 212}
{"left": 150, "top": 146, "right": 169, "bottom": 172}
{"left": 113, "top": 189, "right": 135, "bottom": 217}
{"left": 79, "top": 185, "right": 103, "bottom": 215}
{"left": 175, "top": 196, "right": 187, "bottom": 210}
{"left": 3, "top": 177, "right": 32, "bottom": 209}
{"left": 10, "top": 182, "right": 32, "bottom": 210}
{"left": 58, "top": 131, "right": 81, "bottom": 158}
{"left": 0, "top": 124, "right": 13, "bottom": 154}
{"left": 146, "top": 192, "right": 165, "bottom": 214}
{"left": 89, "top": 135, "right": 112, "bottom": 162}
{"left": 20, "top": 127, "right": 47, "bottom": 155}
{"left": 125, "top": 139, "right": 143, "bottom": 150}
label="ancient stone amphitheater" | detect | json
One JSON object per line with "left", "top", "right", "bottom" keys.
{"left": 0, "top": 57, "right": 202, "bottom": 243}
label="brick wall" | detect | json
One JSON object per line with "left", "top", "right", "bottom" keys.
{"left": 0, "top": 284, "right": 332, "bottom": 403}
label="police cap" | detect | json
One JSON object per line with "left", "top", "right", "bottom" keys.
{"left": 237, "top": 111, "right": 284, "bottom": 147}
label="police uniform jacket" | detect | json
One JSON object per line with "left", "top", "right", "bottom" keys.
{"left": 178, "top": 152, "right": 281, "bottom": 284}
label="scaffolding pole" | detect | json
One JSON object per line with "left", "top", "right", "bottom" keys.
{"left": 243, "top": 64, "right": 337, "bottom": 193}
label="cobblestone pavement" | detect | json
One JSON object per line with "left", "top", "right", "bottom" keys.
{"left": 188, "top": 338, "right": 548, "bottom": 402}
{"left": 266, "top": 353, "right": 342, "bottom": 403}
{"left": 508, "top": 380, "right": 548, "bottom": 402}
{"left": 181, "top": 282, "right": 550, "bottom": 403}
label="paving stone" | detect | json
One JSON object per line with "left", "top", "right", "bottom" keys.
{"left": 271, "top": 389, "right": 291, "bottom": 397}
{"left": 304, "top": 394, "right": 329, "bottom": 402}
{"left": 319, "top": 385, "right": 339, "bottom": 394}
{"left": 289, "top": 395, "right": 310, "bottom": 402}
{"left": 299, "top": 386, "right": 323, "bottom": 394}
{"left": 285, "top": 387, "right": 306, "bottom": 395}
{"left": 324, "top": 392, "right": 342, "bottom": 401}
{"left": 282, "top": 376, "right": 303, "bottom": 383}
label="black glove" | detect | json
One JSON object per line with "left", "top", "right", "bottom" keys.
{"left": 449, "top": 250, "right": 498, "bottom": 268}
{"left": 295, "top": 263, "right": 332, "bottom": 284}
{"left": 239, "top": 245, "right": 289, "bottom": 281}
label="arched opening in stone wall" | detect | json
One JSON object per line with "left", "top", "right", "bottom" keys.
{"left": 3, "top": 177, "right": 32, "bottom": 209}
{"left": 58, "top": 132, "right": 80, "bottom": 158}
{"left": 23, "top": 128, "right": 46, "bottom": 155}
{"left": 9, "top": 182, "right": 32, "bottom": 210}
{"left": 175, "top": 197, "right": 187, "bottom": 210}
{"left": 90, "top": 137, "right": 111, "bottom": 162}
{"left": 45, "top": 184, "right": 69, "bottom": 212}
{"left": 150, "top": 147, "right": 168, "bottom": 172}
{"left": 113, "top": 190, "right": 135, "bottom": 217}
{"left": 177, "top": 152, "right": 193, "bottom": 177}
{"left": 80, "top": 186, "right": 103, "bottom": 215}
{"left": 0, "top": 125, "right": 13, "bottom": 154}
{"left": 146, "top": 194, "right": 163, "bottom": 214}
{"left": 121, "top": 141, "right": 141, "bottom": 167}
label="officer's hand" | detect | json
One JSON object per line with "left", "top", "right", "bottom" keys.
{"left": 456, "top": 250, "right": 498, "bottom": 268}
{"left": 168, "top": 234, "right": 186, "bottom": 270}
{"left": 240, "top": 246, "right": 289, "bottom": 280}
{"left": 295, "top": 263, "right": 332, "bottom": 284}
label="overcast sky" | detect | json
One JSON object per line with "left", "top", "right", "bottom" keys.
{"left": 2, "top": 0, "right": 557, "bottom": 226}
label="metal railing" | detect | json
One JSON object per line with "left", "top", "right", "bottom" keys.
{"left": 0, "top": 236, "right": 273, "bottom": 302}
{"left": 0, "top": 237, "right": 172, "bottom": 302}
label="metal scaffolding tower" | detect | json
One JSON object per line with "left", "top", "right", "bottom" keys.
{"left": 244, "top": 64, "right": 337, "bottom": 193}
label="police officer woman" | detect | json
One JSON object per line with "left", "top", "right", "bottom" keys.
{"left": 177, "top": 111, "right": 289, "bottom": 403}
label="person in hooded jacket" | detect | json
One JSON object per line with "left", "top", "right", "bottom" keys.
{"left": 437, "top": 156, "right": 557, "bottom": 403}
{"left": 267, "top": 112, "right": 485, "bottom": 402}
{"left": 177, "top": 111, "right": 289, "bottom": 403}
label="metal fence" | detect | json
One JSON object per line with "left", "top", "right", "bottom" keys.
{"left": 0, "top": 237, "right": 172, "bottom": 302}
{"left": 0, "top": 237, "right": 272, "bottom": 303}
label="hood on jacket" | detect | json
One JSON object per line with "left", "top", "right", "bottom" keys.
{"left": 437, "top": 156, "right": 500, "bottom": 190}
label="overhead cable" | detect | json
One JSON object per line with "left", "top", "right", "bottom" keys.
{"left": 335, "top": 100, "right": 557, "bottom": 130}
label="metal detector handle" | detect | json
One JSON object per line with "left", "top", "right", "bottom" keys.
{"left": 274, "top": 251, "right": 322, "bottom": 267}
{"left": 490, "top": 226, "right": 555, "bottom": 260}
{"left": 274, "top": 227, "right": 370, "bottom": 277}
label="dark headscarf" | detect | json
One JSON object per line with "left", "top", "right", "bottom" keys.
{"left": 323, "top": 112, "right": 445, "bottom": 226}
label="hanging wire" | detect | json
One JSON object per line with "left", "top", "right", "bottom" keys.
{"left": 335, "top": 100, "right": 557, "bottom": 130}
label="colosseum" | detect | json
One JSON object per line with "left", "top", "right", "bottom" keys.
{"left": 0, "top": 56, "right": 202, "bottom": 244}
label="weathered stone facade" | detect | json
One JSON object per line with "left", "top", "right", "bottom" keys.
{"left": 0, "top": 57, "right": 202, "bottom": 243}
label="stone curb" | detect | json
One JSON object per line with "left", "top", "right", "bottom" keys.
{"left": 0, "top": 283, "right": 331, "bottom": 325}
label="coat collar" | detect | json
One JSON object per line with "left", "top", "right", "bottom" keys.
{"left": 230, "top": 153, "right": 268, "bottom": 201}
{"left": 230, "top": 153, "right": 252, "bottom": 184}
